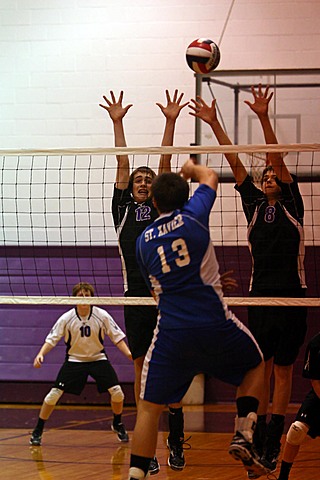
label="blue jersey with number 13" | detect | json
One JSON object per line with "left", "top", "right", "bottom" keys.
{"left": 136, "top": 184, "right": 230, "bottom": 330}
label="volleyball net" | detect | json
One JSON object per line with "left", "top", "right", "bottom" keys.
{"left": 0, "top": 144, "right": 319, "bottom": 307}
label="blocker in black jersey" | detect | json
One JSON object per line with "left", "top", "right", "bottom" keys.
{"left": 101, "top": 89, "right": 189, "bottom": 473}
{"left": 190, "top": 84, "right": 308, "bottom": 474}
{"left": 112, "top": 185, "right": 159, "bottom": 360}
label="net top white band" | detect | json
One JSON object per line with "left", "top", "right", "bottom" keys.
{"left": 0, "top": 296, "right": 318, "bottom": 307}
{"left": 0, "top": 143, "right": 320, "bottom": 156}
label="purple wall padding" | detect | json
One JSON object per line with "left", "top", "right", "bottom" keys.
{"left": 0, "top": 245, "right": 319, "bottom": 404}
{"left": 0, "top": 246, "right": 134, "bottom": 385}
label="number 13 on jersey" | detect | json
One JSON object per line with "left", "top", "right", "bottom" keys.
{"left": 157, "top": 238, "right": 190, "bottom": 274}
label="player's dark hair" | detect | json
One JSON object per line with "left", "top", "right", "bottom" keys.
{"left": 152, "top": 172, "right": 189, "bottom": 213}
{"left": 128, "top": 166, "right": 156, "bottom": 192}
{"left": 72, "top": 282, "right": 94, "bottom": 297}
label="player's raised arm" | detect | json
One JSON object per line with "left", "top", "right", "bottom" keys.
{"left": 244, "top": 84, "right": 292, "bottom": 183}
{"left": 157, "top": 89, "right": 189, "bottom": 174}
{"left": 99, "top": 90, "right": 133, "bottom": 189}
{"left": 189, "top": 96, "right": 247, "bottom": 186}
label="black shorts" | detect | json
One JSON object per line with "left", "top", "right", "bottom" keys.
{"left": 124, "top": 304, "right": 158, "bottom": 360}
{"left": 248, "top": 290, "right": 307, "bottom": 365}
{"left": 295, "top": 389, "right": 320, "bottom": 438}
{"left": 54, "top": 360, "right": 119, "bottom": 395}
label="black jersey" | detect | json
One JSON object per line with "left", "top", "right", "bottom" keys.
{"left": 236, "top": 174, "right": 306, "bottom": 292}
{"left": 112, "top": 186, "right": 158, "bottom": 296}
{"left": 302, "top": 333, "right": 320, "bottom": 380}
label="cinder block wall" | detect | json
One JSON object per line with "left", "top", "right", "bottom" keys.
{"left": 1, "top": 0, "right": 319, "bottom": 149}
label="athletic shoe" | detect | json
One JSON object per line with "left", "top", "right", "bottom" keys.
{"left": 263, "top": 445, "right": 280, "bottom": 473}
{"left": 129, "top": 476, "right": 150, "bottom": 480}
{"left": 148, "top": 456, "right": 160, "bottom": 475}
{"left": 29, "top": 430, "right": 42, "bottom": 446}
{"left": 253, "top": 418, "right": 267, "bottom": 458}
{"left": 229, "top": 431, "right": 271, "bottom": 477}
{"left": 167, "top": 436, "right": 191, "bottom": 471}
{"left": 129, "top": 475, "right": 150, "bottom": 480}
{"left": 129, "top": 466, "right": 150, "bottom": 479}
{"left": 111, "top": 422, "right": 129, "bottom": 442}
{"left": 130, "top": 474, "right": 149, "bottom": 480}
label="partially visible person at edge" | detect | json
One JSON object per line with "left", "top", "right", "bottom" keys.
{"left": 189, "top": 84, "right": 307, "bottom": 477}
{"left": 127, "top": 159, "right": 271, "bottom": 480}
{"left": 100, "top": 89, "right": 189, "bottom": 475}
{"left": 30, "top": 282, "right": 132, "bottom": 446}
{"left": 277, "top": 331, "right": 320, "bottom": 480}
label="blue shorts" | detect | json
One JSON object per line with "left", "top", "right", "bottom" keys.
{"left": 140, "top": 316, "right": 263, "bottom": 405}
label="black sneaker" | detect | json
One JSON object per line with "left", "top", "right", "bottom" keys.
{"left": 229, "top": 431, "right": 271, "bottom": 477}
{"left": 30, "top": 430, "right": 42, "bottom": 446}
{"left": 263, "top": 445, "right": 280, "bottom": 473}
{"left": 264, "top": 417, "right": 284, "bottom": 472}
{"left": 111, "top": 422, "right": 129, "bottom": 442}
{"left": 253, "top": 417, "right": 267, "bottom": 458}
{"left": 148, "top": 456, "right": 160, "bottom": 475}
{"left": 167, "top": 437, "right": 191, "bottom": 471}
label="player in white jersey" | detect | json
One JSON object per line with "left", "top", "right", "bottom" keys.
{"left": 29, "top": 282, "right": 132, "bottom": 446}
{"left": 127, "top": 160, "right": 272, "bottom": 480}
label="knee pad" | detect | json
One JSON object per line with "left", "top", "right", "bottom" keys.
{"left": 44, "top": 388, "right": 64, "bottom": 406}
{"left": 108, "top": 385, "right": 124, "bottom": 403}
{"left": 286, "top": 421, "right": 309, "bottom": 446}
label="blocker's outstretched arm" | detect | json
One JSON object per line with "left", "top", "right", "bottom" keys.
{"left": 157, "top": 89, "right": 188, "bottom": 174}
{"left": 100, "top": 90, "right": 133, "bottom": 189}
{"left": 189, "top": 96, "right": 247, "bottom": 186}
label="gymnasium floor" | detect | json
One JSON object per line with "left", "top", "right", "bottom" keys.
{"left": 1, "top": 404, "right": 319, "bottom": 480}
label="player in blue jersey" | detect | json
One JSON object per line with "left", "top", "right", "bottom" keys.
{"left": 127, "top": 159, "right": 271, "bottom": 480}
{"left": 30, "top": 282, "right": 132, "bottom": 446}
{"left": 100, "top": 89, "right": 189, "bottom": 474}
{"left": 277, "top": 332, "right": 320, "bottom": 480}
{"left": 189, "top": 84, "right": 307, "bottom": 477}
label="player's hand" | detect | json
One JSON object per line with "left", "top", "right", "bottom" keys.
{"left": 156, "top": 89, "right": 189, "bottom": 121}
{"left": 189, "top": 96, "right": 218, "bottom": 125}
{"left": 99, "top": 90, "right": 133, "bottom": 122}
{"left": 244, "top": 84, "right": 273, "bottom": 117}
{"left": 33, "top": 354, "right": 44, "bottom": 368}
{"left": 179, "top": 159, "right": 195, "bottom": 180}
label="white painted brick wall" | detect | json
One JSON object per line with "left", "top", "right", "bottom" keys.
{"left": 0, "top": 0, "right": 319, "bottom": 149}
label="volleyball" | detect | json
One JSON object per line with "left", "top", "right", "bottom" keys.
{"left": 186, "top": 38, "right": 220, "bottom": 74}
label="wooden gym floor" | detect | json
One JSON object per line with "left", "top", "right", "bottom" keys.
{"left": 1, "top": 403, "right": 319, "bottom": 479}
